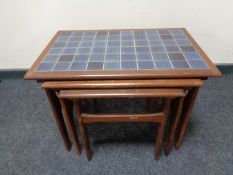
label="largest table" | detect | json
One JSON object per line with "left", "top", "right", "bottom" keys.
{"left": 24, "top": 28, "right": 221, "bottom": 151}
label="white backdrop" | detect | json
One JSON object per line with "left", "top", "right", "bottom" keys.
{"left": 0, "top": 0, "right": 232, "bottom": 69}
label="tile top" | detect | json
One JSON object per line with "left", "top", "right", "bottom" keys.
{"left": 36, "top": 29, "right": 209, "bottom": 72}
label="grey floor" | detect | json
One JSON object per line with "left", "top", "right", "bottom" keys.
{"left": 0, "top": 73, "right": 232, "bottom": 175}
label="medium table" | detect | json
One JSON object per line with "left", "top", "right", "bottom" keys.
{"left": 24, "top": 28, "right": 221, "bottom": 152}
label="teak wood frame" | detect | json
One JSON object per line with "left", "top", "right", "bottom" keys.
{"left": 42, "top": 79, "right": 202, "bottom": 155}
{"left": 24, "top": 28, "right": 221, "bottom": 81}
{"left": 24, "top": 28, "right": 221, "bottom": 158}
{"left": 59, "top": 88, "right": 186, "bottom": 160}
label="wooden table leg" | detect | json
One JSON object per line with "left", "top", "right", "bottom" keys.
{"left": 74, "top": 100, "right": 92, "bottom": 161}
{"left": 60, "top": 99, "right": 81, "bottom": 155}
{"left": 175, "top": 87, "right": 199, "bottom": 150}
{"left": 45, "top": 89, "right": 71, "bottom": 151}
{"left": 155, "top": 99, "right": 170, "bottom": 160}
{"left": 165, "top": 97, "right": 184, "bottom": 155}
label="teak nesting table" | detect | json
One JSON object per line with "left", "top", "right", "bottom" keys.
{"left": 24, "top": 28, "right": 221, "bottom": 159}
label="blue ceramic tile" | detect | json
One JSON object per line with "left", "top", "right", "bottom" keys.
{"left": 147, "top": 35, "right": 160, "bottom": 41}
{"left": 150, "top": 46, "right": 165, "bottom": 53}
{"left": 158, "top": 29, "right": 170, "bottom": 35}
{"left": 52, "top": 42, "right": 66, "bottom": 48}
{"left": 77, "top": 48, "right": 91, "bottom": 54}
{"left": 176, "top": 39, "right": 191, "bottom": 46}
{"left": 180, "top": 46, "right": 196, "bottom": 52}
{"left": 62, "top": 48, "right": 77, "bottom": 54}
{"left": 168, "top": 53, "right": 185, "bottom": 60}
{"left": 89, "top": 53, "right": 105, "bottom": 61}
{"left": 170, "top": 29, "right": 183, "bottom": 35}
{"left": 138, "top": 61, "right": 154, "bottom": 69}
{"left": 82, "top": 36, "right": 94, "bottom": 41}
{"left": 95, "top": 36, "right": 107, "bottom": 41}
{"left": 121, "top": 61, "right": 137, "bottom": 70}
{"left": 121, "top": 54, "right": 136, "bottom": 61}
{"left": 188, "top": 60, "right": 208, "bottom": 69}
{"left": 121, "top": 47, "right": 135, "bottom": 54}
{"left": 56, "top": 36, "right": 70, "bottom": 42}
{"left": 184, "top": 52, "right": 202, "bottom": 60}
{"left": 145, "top": 30, "right": 158, "bottom": 35}
{"left": 106, "top": 47, "right": 120, "bottom": 54}
{"left": 70, "top": 36, "right": 82, "bottom": 42}
{"left": 135, "top": 40, "right": 148, "bottom": 46}
{"left": 84, "top": 31, "right": 96, "bottom": 36}
{"left": 171, "top": 60, "right": 190, "bottom": 69}
{"left": 108, "top": 41, "right": 120, "bottom": 47}
{"left": 104, "top": 62, "right": 120, "bottom": 70}
{"left": 134, "top": 35, "right": 146, "bottom": 40}
{"left": 37, "top": 29, "right": 209, "bottom": 72}
{"left": 136, "top": 47, "right": 150, "bottom": 53}
{"left": 43, "top": 55, "right": 60, "bottom": 62}
{"left": 108, "top": 36, "right": 120, "bottom": 41}
{"left": 67, "top": 42, "right": 80, "bottom": 47}
{"left": 155, "top": 61, "right": 172, "bottom": 69}
{"left": 162, "top": 40, "right": 177, "bottom": 46}
{"left": 121, "top": 31, "right": 133, "bottom": 36}
{"left": 105, "top": 54, "right": 120, "bottom": 62}
{"left": 79, "top": 41, "right": 93, "bottom": 47}
{"left": 72, "top": 32, "right": 84, "bottom": 36}
{"left": 165, "top": 46, "right": 180, "bottom": 52}
{"left": 87, "top": 62, "right": 103, "bottom": 70}
{"left": 136, "top": 53, "right": 152, "bottom": 61}
{"left": 172, "top": 34, "right": 186, "bottom": 39}
{"left": 74, "top": 54, "right": 89, "bottom": 61}
{"left": 37, "top": 63, "right": 54, "bottom": 71}
{"left": 94, "top": 41, "right": 107, "bottom": 47}
{"left": 47, "top": 48, "right": 63, "bottom": 55}
{"left": 148, "top": 40, "right": 163, "bottom": 46}
{"left": 121, "top": 36, "right": 134, "bottom": 40}
{"left": 152, "top": 53, "right": 169, "bottom": 60}
{"left": 58, "top": 55, "right": 74, "bottom": 62}
{"left": 160, "top": 35, "right": 173, "bottom": 40}
{"left": 53, "top": 62, "right": 71, "bottom": 71}
{"left": 70, "top": 62, "right": 87, "bottom": 70}
{"left": 121, "top": 41, "right": 134, "bottom": 47}
{"left": 92, "top": 47, "right": 106, "bottom": 53}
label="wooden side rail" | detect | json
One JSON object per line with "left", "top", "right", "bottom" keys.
{"left": 81, "top": 113, "right": 164, "bottom": 123}
{"left": 42, "top": 79, "right": 203, "bottom": 89}
{"left": 58, "top": 88, "right": 186, "bottom": 160}
{"left": 58, "top": 89, "right": 186, "bottom": 99}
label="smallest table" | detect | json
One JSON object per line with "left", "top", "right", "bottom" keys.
{"left": 24, "top": 28, "right": 221, "bottom": 154}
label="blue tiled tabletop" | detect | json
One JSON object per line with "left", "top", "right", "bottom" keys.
{"left": 36, "top": 29, "right": 209, "bottom": 72}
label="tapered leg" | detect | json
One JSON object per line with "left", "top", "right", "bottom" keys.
{"left": 154, "top": 99, "right": 170, "bottom": 160}
{"left": 176, "top": 88, "right": 199, "bottom": 150}
{"left": 74, "top": 100, "right": 92, "bottom": 161}
{"left": 45, "top": 89, "right": 71, "bottom": 151}
{"left": 60, "top": 99, "right": 81, "bottom": 155}
{"left": 165, "top": 97, "right": 184, "bottom": 155}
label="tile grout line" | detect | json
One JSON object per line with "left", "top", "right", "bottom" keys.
{"left": 68, "top": 32, "right": 82, "bottom": 70}
{"left": 133, "top": 31, "right": 139, "bottom": 70}
{"left": 119, "top": 31, "right": 122, "bottom": 70}
{"left": 145, "top": 30, "right": 156, "bottom": 69}
{"left": 85, "top": 32, "right": 97, "bottom": 70}
{"left": 103, "top": 31, "right": 109, "bottom": 70}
